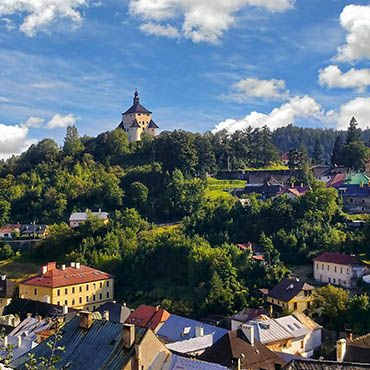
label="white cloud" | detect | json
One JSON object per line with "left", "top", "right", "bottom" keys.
{"left": 129, "top": 0, "right": 295, "bottom": 44}
{"left": 140, "top": 22, "right": 180, "bottom": 38}
{"left": 225, "top": 78, "right": 289, "bottom": 101}
{"left": 0, "top": 123, "right": 37, "bottom": 159}
{"left": 335, "top": 4, "right": 370, "bottom": 62}
{"left": 0, "top": 96, "right": 9, "bottom": 102}
{"left": 214, "top": 95, "right": 323, "bottom": 132}
{"left": 46, "top": 113, "right": 79, "bottom": 129}
{"left": 22, "top": 116, "right": 45, "bottom": 128}
{"left": 0, "top": 0, "right": 88, "bottom": 37}
{"left": 319, "top": 65, "right": 370, "bottom": 92}
{"left": 327, "top": 97, "right": 370, "bottom": 130}
{"left": 1, "top": 17, "right": 16, "bottom": 31}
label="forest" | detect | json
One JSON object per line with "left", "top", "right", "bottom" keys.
{"left": 1, "top": 122, "right": 370, "bottom": 334}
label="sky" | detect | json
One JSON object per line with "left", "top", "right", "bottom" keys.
{"left": 1, "top": 0, "right": 370, "bottom": 158}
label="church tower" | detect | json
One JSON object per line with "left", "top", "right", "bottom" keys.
{"left": 118, "top": 90, "right": 159, "bottom": 142}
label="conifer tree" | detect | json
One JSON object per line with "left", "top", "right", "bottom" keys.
{"left": 63, "top": 125, "right": 84, "bottom": 157}
{"left": 312, "top": 139, "right": 323, "bottom": 165}
{"left": 331, "top": 135, "right": 344, "bottom": 166}
{"left": 345, "top": 116, "right": 361, "bottom": 145}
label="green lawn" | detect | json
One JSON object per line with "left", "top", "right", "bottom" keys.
{"left": 207, "top": 178, "right": 245, "bottom": 191}
{"left": 0, "top": 260, "right": 40, "bottom": 282}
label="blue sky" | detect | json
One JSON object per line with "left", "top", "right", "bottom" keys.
{"left": 1, "top": 0, "right": 370, "bottom": 158}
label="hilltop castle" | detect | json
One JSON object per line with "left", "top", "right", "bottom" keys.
{"left": 118, "top": 90, "right": 159, "bottom": 142}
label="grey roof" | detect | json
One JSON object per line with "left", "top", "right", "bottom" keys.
{"left": 275, "top": 316, "right": 310, "bottom": 338}
{"left": 96, "top": 302, "right": 132, "bottom": 323}
{"left": 12, "top": 317, "right": 147, "bottom": 370}
{"left": 69, "top": 212, "right": 109, "bottom": 222}
{"left": 165, "top": 333, "right": 214, "bottom": 354}
{"left": 283, "top": 359, "right": 370, "bottom": 369}
{"left": 268, "top": 278, "right": 314, "bottom": 303}
{"left": 20, "top": 224, "right": 47, "bottom": 235}
{"left": 161, "top": 354, "right": 229, "bottom": 370}
{"left": 148, "top": 119, "right": 159, "bottom": 129}
{"left": 246, "top": 317, "right": 293, "bottom": 344}
{"left": 0, "top": 336, "right": 37, "bottom": 361}
{"left": 156, "top": 314, "right": 227, "bottom": 344}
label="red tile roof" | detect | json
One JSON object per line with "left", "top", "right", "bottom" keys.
{"left": 0, "top": 224, "right": 21, "bottom": 233}
{"left": 326, "top": 174, "right": 345, "bottom": 188}
{"left": 126, "top": 304, "right": 170, "bottom": 331}
{"left": 20, "top": 263, "right": 114, "bottom": 288}
{"left": 314, "top": 252, "right": 362, "bottom": 266}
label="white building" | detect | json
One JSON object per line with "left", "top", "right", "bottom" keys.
{"left": 313, "top": 252, "right": 367, "bottom": 289}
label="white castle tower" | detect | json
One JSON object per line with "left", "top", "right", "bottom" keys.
{"left": 118, "top": 90, "right": 159, "bottom": 142}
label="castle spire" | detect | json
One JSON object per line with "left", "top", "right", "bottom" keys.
{"left": 133, "top": 89, "right": 139, "bottom": 105}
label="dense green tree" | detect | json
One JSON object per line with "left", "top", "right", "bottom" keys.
{"left": 312, "top": 139, "right": 323, "bottom": 165}
{"left": 0, "top": 200, "right": 11, "bottom": 225}
{"left": 345, "top": 116, "right": 361, "bottom": 145}
{"left": 343, "top": 141, "right": 370, "bottom": 171}
{"left": 63, "top": 126, "right": 84, "bottom": 157}
{"left": 0, "top": 244, "right": 14, "bottom": 260}
{"left": 331, "top": 135, "right": 344, "bottom": 166}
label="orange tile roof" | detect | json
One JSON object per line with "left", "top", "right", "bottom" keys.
{"left": 126, "top": 304, "right": 170, "bottom": 331}
{"left": 20, "top": 263, "right": 114, "bottom": 288}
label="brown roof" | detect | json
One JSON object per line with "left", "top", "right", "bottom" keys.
{"left": 283, "top": 359, "right": 370, "bottom": 369}
{"left": 293, "top": 312, "right": 322, "bottom": 331}
{"left": 344, "top": 334, "right": 370, "bottom": 363}
{"left": 314, "top": 252, "right": 362, "bottom": 266}
{"left": 148, "top": 119, "right": 158, "bottom": 128}
{"left": 126, "top": 304, "right": 170, "bottom": 331}
{"left": 20, "top": 263, "right": 113, "bottom": 288}
{"left": 198, "top": 329, "right": 286, "bottom": 370}
{"left": 268, "top": 278, "right": 314, "bottom": 303}
{"left": 0, "top": 224, "right": 21, "bottom": 233}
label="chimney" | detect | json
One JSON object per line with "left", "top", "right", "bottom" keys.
{"left": 155, "top": 305, "right": 160, "bottom": 312}
{"left": 242, "top": 325, "right": 254, "bottom": 346}
{"left": 27, "top": 313, "right": 32, "bottom": 318}
{"left": 37, "top": 315, "right": 42, "bottom": 322}
{"left": 3, "top": 336, "right": 8, "bottom": 348}
{"left": 6, "top": 316, "right": 12, "bottom": 326}
{"left": 61, "top": 264, "right": 66, "bottom": 271}
{"left": 195, "top": 326, "right": 204, "bottom": 337}
{"left": 46, "top": 262, "right": 56, "bottom": 271}
{"left": 70, "top": 262, "right": 76, "bottom": 268}
{"left": 349, "top": 332, "right": 353, "bottom": 341}
{"left": 103, "top": 310, "right": 110, "bottom": 321}
{"left": 0, "top": 274, "right": 6, "bottom": 281}
{"left": 41, "top": 265, "right": 47, "bottom": 275}
{"left": 76, "top": 262, "right": 81, "bottom": 269}
{"left": 123, "top": 302, "right": 126, "bottom": 307}
{"left": 79, "top": 311, "right": 93, "bottom": 330}
{"left": 63, "top": 305, "right": 68, "bottom": 315}
{"left": 99, "top": 208, "right": 101, "bottom": 214}
{"left": 122, "top": 324, "right": 135, "bottom": 348}
{"left": 336, "top": 339, "right": 347, "bottom": 362}
{"left": 17, "top": 336, "right": 21, "bottom": 347}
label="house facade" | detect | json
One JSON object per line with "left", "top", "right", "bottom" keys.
{"left": 0, "top": 224, "right": 21, "bottom": 239}
{"left": 69, "top": 210, "right": 109, "bottom": 228}
{"left": 313, "top": 252, "right": 366, "bottom": 288}
{"left": 267, "top": 278, "right": 314, "bottom": 313}
{"left": 118, "top": 90, "right": 159, "bottom": 142}
{"left": 338, "top": 184, "right": 370, "bottom": 214}
{"left": 18, "top": 262, "right": 114, "bottom": 311}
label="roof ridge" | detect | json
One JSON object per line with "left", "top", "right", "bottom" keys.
{"left": 349, "top": 333, "right": 370, "bottom": 343}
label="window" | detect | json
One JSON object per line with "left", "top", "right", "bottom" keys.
{"left": 350, "top": 198, "right": 353, "bottom": 203}
{"left": 347, "top": 269, "right": 349, "bottom": 275}
{"left": 343, "top": 281, "right": 346, "bottom": 286}
{"left": 294, "top": 302, "right": 297, "bottom": 310}
{"left": 99, "top": 293, "right": 103, "bottom": 300}
{"left": 86, "top": 284, "right": 89, "bottom": 291}
{"left": 93, "top": 295, "right": 96, "bottom": 301}
{"left": 79, "top": 286, "right": 82, "bottom": 292}
{"left": 327, "top": 265, "right": 330, "bottom": 271}
{"left": 57, "top": 301, "right": 60, "bottom": 306}
{"left": 335, "top": 266, "right": 337, "bottom": 273}
{"left": 79, "top": 297, "right": 82, "bottom": 304}
{"left": 107, "top": 281, "right": 110, "bottom": 287}
{"left": 64, "top": 288, "right": 68, "bottom": 295}
{"left": 363, "top": 199, "right": 365, "bottom": 204}
{"left": 64, "top": 300, "right": 68, "bottom": 305}
{"left": 107, "top": 292, "right": 110, "bottom": 299}
{"left": 57, "top": 289, "right": 60, "bottom": 296}
{"left": 328, "top": 277, "right": 331, "bottom": 283}
{"left": 34, "top": 288, "right": 37, "bottom": 295}
{"left": 340, "top": 267, "right": 343, "bottom": 274}
{"left": 333, "top": 278, "right": 336, "bottom": 284}
{"left": 86, "top": 296, "right": 89, "bottom": 303}
{"left": 72, "top": 287, "right": 75, "bottom": 294}
{"left": 307, "top": 302, "right": 311, "bottom": 309}
{"left": 322, "top": 264, "right": 324, "bottom": 270}
{"left": 100, "top": 282, "right": 103, "bottom": 288}
{"left": 93, "top": 283, "right": 96, "bottom": 290}
{"left": 93, "top": 306, "right": 96, "bottom": 310}
{"left": 72, "top": 299, "right": 75, "bottom": 305}
{"left": 301, "top": 340, "right": 304, "bottom": 349}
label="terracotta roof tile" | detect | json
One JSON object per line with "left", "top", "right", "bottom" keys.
{"left": 20, "top": 263, "right": 113, "bottom": 288}
{"left": 126, "top": 304, "right": 170, "bottom": 331}
{"left": 314, "top": 252, "right": 362, "bottom": 266}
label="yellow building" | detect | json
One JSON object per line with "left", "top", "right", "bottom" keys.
{"left": 19, "top": 262, "right": 114, "bottom": 312}
{"left": 266, "top": 278, "right": 314, "bottom": 313}
{"left": 118, "top": 90, "right": 159, "bottom": 142}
